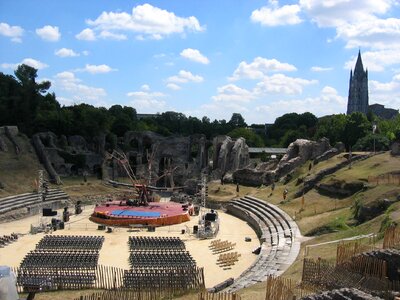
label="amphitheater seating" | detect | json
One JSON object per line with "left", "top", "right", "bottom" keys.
{"left": 224, "top": 196, "right": 300, "bottom": 292}
{"left": 129, "top": 250, "right": 195, "bottom": 268}
{"left": 0, "top": 188, "right": 69, "bottom": 215}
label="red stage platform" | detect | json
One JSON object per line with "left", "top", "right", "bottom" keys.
{"left": 90, "top": 201, "right": 193, "bottom": 227}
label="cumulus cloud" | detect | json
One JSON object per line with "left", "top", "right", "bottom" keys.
{"left": 180, "top": 48, "right": 209, "bottom": 64}
{"left": 76, "top": 64, "right": 117, "bottom": 74}
{"left": 166, "top": 70, "right": 203, "bottom": 90}
{"left": 99, "top": 30, "right": 127, "bottom": 40}
{"left": 54, "top": 71, "right": 107, "bottom": 105}
{"left": 212, "top": 84, "right": 256, "bottom": 103}
{"left": 36, "top": 25, "right": 61, "bottom": 41}
{"left": 76, "top": 28, "right": 96, "bottom": 41}
{"left": 229, "top": 57, "right": 297, "bottom": 81}
{"left": 85, "top": 3, "right": 204, "bottom": 40}
{"left": 254, "top": 74, "right": 318, "bottom": 95}
{"left": 256, "top": 86, "right": 347, "bottom": 121}
{"left": 0, "top": 22, "right": 23, "bottom": 42}
{"left": 311, "top": 66, "right": 333, "bottom": 72}
{"left": 55, "top": 48, "right": 79, "bottom": 57}
{"left": 300, "top": 0, "right": 400, "bottom": 55}
{"left": 166, "top": 83, "right": 181, "bottom": 90}
{"left": 127, "top": 85, "right": 166, "bottom": 112}
{"left": 370, "top": 74, "right": 400, "bottom": 108}
{"left": 1, "top": 58, "right": 48, "bottom": 70}
{"left": 299, "top": 0, "right": 392, "bottom": 27}
{"left": 251, "top": 4, "right": 302, "bottom": 26}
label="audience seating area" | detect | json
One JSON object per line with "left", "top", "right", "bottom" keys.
{"left": 0, "top": 233, "right": 18, "bottom": 248}
{"left": 17, "top": 235, "right": 104, "bottom": 291}
{"left": 124, "top": 236, "right": 202, "bottom": 291}
{"left": 36, "top": 235, "right": 104, "bottom": 250}
{"left": 225, "top": 196, "right": 300, "bottom": 292}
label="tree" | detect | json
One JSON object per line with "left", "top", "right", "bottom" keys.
{"left": 228, "top": 113, "right": 246, "bottom": 128}
{"left": 314, "top": 114, "right": 347, "bottom": 145}
{"left": 227, "top": 128, "right": 264, "bottom": 147}
{"left": 344, "top": 112, "right": 370, "bottom": 149}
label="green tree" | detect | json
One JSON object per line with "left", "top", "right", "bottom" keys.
{"left": 314, "top": 114, "right": 347, "bottom": 145}
{"left": 344, "top": 112, "right": 370, "bottom": 149}
{"left": 227, "top": 128, "right": 264, "bottom": 147}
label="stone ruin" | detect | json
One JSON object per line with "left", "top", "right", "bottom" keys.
{"left": 29, "top": 130, "right": 252, "bottom": 188}
{"left": 233, "top": 138, "right": 335, "bottom": 186}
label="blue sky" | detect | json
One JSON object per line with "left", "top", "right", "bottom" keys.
{"left": 1, "top": 0, "right": 400, "bottom": 124}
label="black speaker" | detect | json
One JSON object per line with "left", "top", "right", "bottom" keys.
{"left": 42, "top": 208, "right": 53, "bottom": 216}
{"left": 193, "top": 225, "right": 198, "bottom": 234}
{"left": 147, "top": 226, "right": 155, "bottom": 232}
{"left": 59, "top": 222, "right": 65, "bottom": 230}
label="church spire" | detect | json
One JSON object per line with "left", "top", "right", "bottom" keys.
{"left": 354, "top": 49, "right": 364, "bottom": 75}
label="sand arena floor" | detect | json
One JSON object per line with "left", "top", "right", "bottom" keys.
{"left": 0, "top": 204, "right": 260, "bottom": 288}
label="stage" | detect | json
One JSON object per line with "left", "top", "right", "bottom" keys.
{"left": 90, "top": 201, "right": 193, "bottom": 227}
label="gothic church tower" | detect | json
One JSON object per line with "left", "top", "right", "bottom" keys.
{"left": 347, "top": 51, "right": 369, "bottom": 115}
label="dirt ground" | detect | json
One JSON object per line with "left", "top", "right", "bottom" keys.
{"left": 0, "top": 204, "right": 260, "bottom": 288}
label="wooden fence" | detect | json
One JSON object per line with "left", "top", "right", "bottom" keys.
{"left": 302, "top": 257, "right": 399, "bottom": 294}
{"left": 368, "top": 173, "right": 400, "bottom": 186}
{"left": 12, "top": 265, "right": 204, "bottom": 294}
{"left": 74, "top": 290, "right": 241, "bottom": 300}
{"left": 336, "top": 240, "right": 377, "bottom": 265}
{"left": 383, "top": 225, "right": 400, "bottom": 249}
{"left": 264, "top": 276, "right": 316, "bottom": 300}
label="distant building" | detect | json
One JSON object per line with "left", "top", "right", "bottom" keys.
{"left": 347, "top": 50, "right": 369, "bottom": 115}
{"left": 369, "top": 104, "right": 398, "bottom": 120}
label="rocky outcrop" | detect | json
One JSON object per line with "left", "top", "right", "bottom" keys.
{"left": 233, "top": 138, "right": 332, "bottom": 187}
{"left": 313, "top": 147, "right": 343, "bottom": 165}
{"left": 32, "top": 133, "right": 61, "bottom": 184}
{"left": 212, "top": 136, "right": 249, "bottom": 175}
{"left": 356, "top": 198, "right": 398, "bottom": 223}
{"left": 391, "top": 141, "right": 400, "bottom": 156}
{"left": 301, "top": 288, "right": 383, "bottom": 300}
{"left": 0, "top": 135, "right": 7, "bottom": 152}
{"left": 4, "top": 126, "right": 20, "bottom": 154}
{"left": 316, "top": 180, "right": 365, "bottom": 198}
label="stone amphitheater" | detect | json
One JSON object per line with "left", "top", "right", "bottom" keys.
{"left": 0, "top": 187, "right": 302, "bottom": 294}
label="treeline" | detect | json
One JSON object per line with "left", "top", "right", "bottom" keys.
{"left": 0, "top": 65, "right": 399, "bottom": 151}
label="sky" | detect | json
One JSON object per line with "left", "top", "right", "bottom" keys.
{"left": 1, "top": 0, "right": 400, "bottom": 125}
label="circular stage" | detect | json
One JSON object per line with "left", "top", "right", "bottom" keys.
{"left": 90, "top": 200, "right": 193, "bottom": 227}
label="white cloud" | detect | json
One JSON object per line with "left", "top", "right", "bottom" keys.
{"left": 336, "top": 17, "right": 400, "bottom": 50}
{"left": 0, "top": 22, "right": 23, "bottom": 42}
{"left": 212, "top": 84, "right": 256, "bottom": 103}
{"left": 299, "top": 0, "right": 391, "bottom": 28}
{"left": 99, "top": 30, "right": 127, "bottom": 40}
{"left": 230, "top": 57, "right": 297, "bottom": 81}
{"left": 251, "top": 4, "right": 302, "bottom": 26}
{"left": 256, "top": 86, "right": 347, "bottom": 120}
{"left": 36, "top": 25, "right": 60, "bottom": 42}
{"left": 127, "top": 86, "right": 166, "bottom": 112}
{"left": 85, "top": 4, "right": 204, "bottom": 40}
{"left": 21, "top": 58, "right": 49, "bottom": 70}
{"left": 370, "top": 74, "right": 400, "bottom": 108}
{"left": 141, "top": 84, "right": 150, "bottom": 91}
{"left": 166, "top": 83, "right": 181, "bottom": 90}
{"left": 54, "top": 71, "right": 107, "bottom": 105}
{"left": 55, "top": 48, "right": 79, "bottom": 57}
{"left": 254, "top": 74, "right": 317, "bottom": 95}
{"left": 311, "top": 66, "right": 333, "bottom": 72}
{"left": 167, "top": 70, "right": 204, "bottom": 84}
{"left": 344, "top": 49, "right": 400, "bottom": 72}
{"left": 300, "top": 0, "right": 400, "bottom": 65}
{"left": 76, "top": 64, "right": 117, "bottom": 74}
{"left": 82, "top": 50, "right": 90, "bottom": 56}
{"left": 76, "top": 28, "right": 96, "bottom": 41}
{"left": 180, "top": 48, "right": 209, "bottom": 64}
